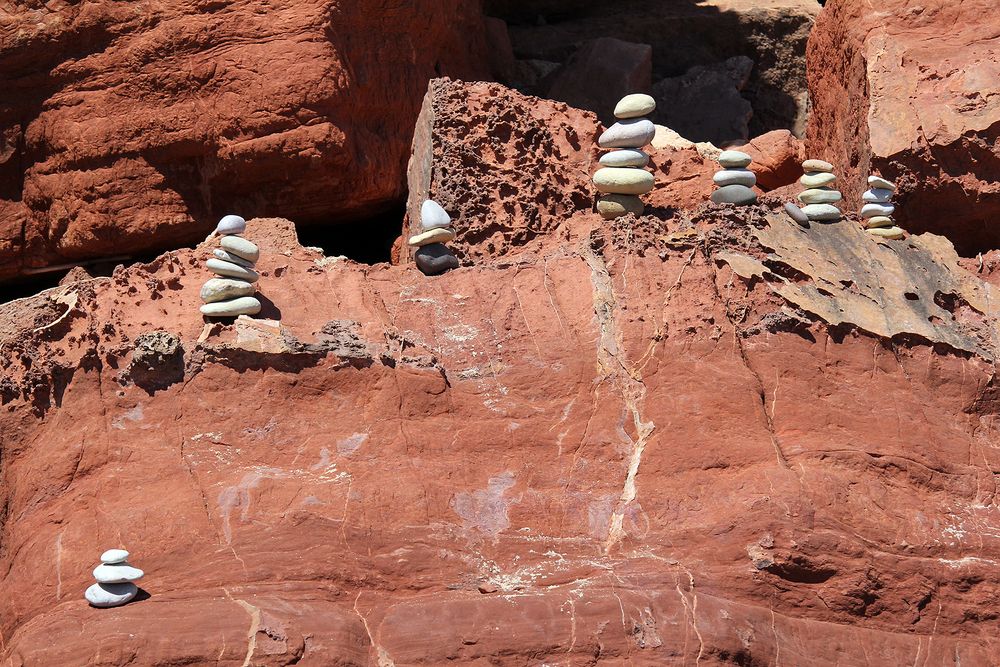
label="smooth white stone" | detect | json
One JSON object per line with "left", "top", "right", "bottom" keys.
{"left": 215, "top": 215, "right": 246, "bottom": 235}
{"left": 799, "top": 172, "right": 837, "bottom": 187}
{"left": 862, "top": 188, "right": 893, "bottom": 203}
{"left": 798, "top": 188, "right": 842, "bottom": 204}
{"left": 614, "top": 93, "right": 656, "bottom": 119}
{"left": 861, "top": 203, "right": 895, "bottom": 218}
{"left": 94, "top": 563, "right": 144, "bottom": 584}
{"left": 206, "top": 258, "right": 259, "bottom": 282}
{"left": 100, "top": 549, "right": 129, "bottom": 565}
{"left": 200, "top": 278, "right": 256, "bottom": 304}
{"left": 802, "top": 159, "right": 834, "bottom": 173}
{"left": 592, "top": 167, "right": 655, "bottom": 195}
{"left": 718, "top": 150, "right": 752, "bottom": 168}
{"left": 213, "top": 249, "right": 255, "bottom": 268}
{"left": 598, "top": 119, "right": 656, "bottom": 149}
{"left": 219, "top": 236, "right": 259, "bottom": 263}
{"left": 865, "top": 216, "right": 894, "bottom": 229}
{"left": 600, "top": 149, "right": 649, "bottom": 168}
{"left": 86, "top": 582, "right": 138, "bottom": 608}
{"left": 868, "top": 175, "right": 896, "bottom": 190}
{"left": 200, "top": 296, "right": 262, "bottom": 317}
{"left": 802, "top": 204, "right": 841, "bottom": 220}
{"left": 420, "top": 200, "right": 451, "bottom": 231}
{"left": 713, "top": 169, "right": 756, "bottom": 187}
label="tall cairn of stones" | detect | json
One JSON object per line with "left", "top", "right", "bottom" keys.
{"left": 412, "top": 200, "right": 460, "bottom": 276}
{"left": 796, "top": 159, "right": 843, "bottom": 222}
{"left": 85, "top": 548, "right": 144, "bottom": 608}
{"left": 711, "top": 150, "right": 757, "bottom": 205}
{"left": 862, "top": 175, "right": 903, "bottom": 239}
{"left": 200, "top": 215, "right": 262, "bottom": 318}
{"left": 593, "top": 94, "right": 656, "bottom": 219}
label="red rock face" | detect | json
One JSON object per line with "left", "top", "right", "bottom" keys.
{"left": 807, "top": 0, "right": 1000, "bottom": 254}
{"left": 0, "top": 1, "right": 491, "bottom": 281}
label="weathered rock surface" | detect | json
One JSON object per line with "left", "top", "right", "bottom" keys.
{"left": 0, "top": 0, "right": 493, "bottom": 281}
{"left": 807, "top": 0, "right": 1000, "bottom": 254}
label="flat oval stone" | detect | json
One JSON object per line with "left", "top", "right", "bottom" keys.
{"left": 86, "top": 582, "right": 138, "bottom": 608}
{"left": 799, "top": 172, "right": 837, "bottom": 187}
{"left": 597, "top": 194, "right": 645, "bottom": 219}
{"left": 718, "top": 150, "right": 752, "bottom": 168}
{"left": 215, "top": 215, "right": 246, "bottom": 235}
{"left": 200, "top": 296, "right": 262, "bottom": 317}
{"left": 206, "top": 258, "right": 259, "bottom": 282}
{"left": 94, "top": 563, "right": 144, "bottom": 584}
{"left": 711, "top": 184, "right": 757, "bottom": 205}
{"left": 614, "top": 93, "right": 656, "bottom": 119}
{"left": 598, "top": 119, "right": 656, "bottom": 149}
{"left": 798, "top": 187, "right": 842, "bottom": 204}
{"left": 100, "top": 549, "right": 129, "bottom": 565}
{"left": 713, "top": 169, "right": 756, "bottom": 187}
{"left": 213, "top": 249, "right": 255, "bottom": 268}
{"left": 414, "top": 243, "right": 460, "bottom": 276}
{"left": 593, "top": 167, "right": 654, "bottom": 195}
{"left": 420, "top": 200, "right": 451, "bottom": 231}
{"left": 865, "top": 215, "right": 894, "bottom": 229}
{"left": 861, "top": 203, "right": 895, "bottom": 218}
{"left": 408, "top": 227, "right": 456, "bottom": 247}
{"left": 219, "top": 236, "right": 259, "bottom": 263}
{"left": 200, "top": 278, "right": 256, "bottom": 304}
{"left": 802, "top": 204, "right": 842, "bottom": 220}
{"left": 784, "top": 202, "right": 810, "bottom": 225}
{"left": 868, "top": 175, "right": 896, "bottom": 190}
{"left": 862, "top": 188, "right": 893, "bottom": 203}
{"left": 600, "top": 149, "right": 649, "bottom": 168}
{"left": 868, "top": 226, "right": 905, "bottom": 239}
{"left": 802, "top": 159, "right": 834, "bottom": 173}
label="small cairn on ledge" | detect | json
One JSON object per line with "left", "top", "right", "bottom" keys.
{"left": 412, "top": 200, "right": 459, "bottom": 276}
{"left": 710, "top": 150, "right": 757, "bottom": 205}
{"left": 200, "top": 215, "right": 262, "bottom": 318}
{"left": 593, "top": 93, "right": 656, "bottom": 219}
{"left": 796, "top": 159, "right": 842, "bottom": 222}
{"left": 85, "top": 548, "right": 144, "bottom": 608}
{"left": 862, "top": 175, "right": 903, "bottom": 239}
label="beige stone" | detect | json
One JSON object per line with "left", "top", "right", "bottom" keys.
{"left": 593, "top": 167, "right": 654, "bottom": 195}
{"left": 409, "top": 227, "right": 456, "bottom": 247}
{"left": 614, "top": 93, "right": 656, "bottom": 119}
{"left": 597, "top": 194, "right": 645, "bottom": 219}
{"left": 799, "top": 171, "right": 837, "bottom": 188}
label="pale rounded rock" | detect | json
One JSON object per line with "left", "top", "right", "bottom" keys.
{"left": 861, "top": 203, "right": 895, "bottom": 218}
{"left": 868, "top": 226, "right": 905, "bottom": 239}
{"left": 718, "top": 150, "right": 752, "bottom": 168}
{"left": 219, "top": 236, "right": 259, "bottom": 263}
{"left": 614, "top": 93, "right": 656, "bottom": 119}
{"left": 868, "top": 175, "right": 896, "bottom": 190}
{"left": 215, "top": 215, "right": 246, "bottom": 235}
{"left": 798, "top": 188, "right": 842, "bottom": 204}
{"left": 802, "top": 204, "right": 842, "bottom": 221}
{"left": 865, "top": 216, "right": 894, "bottom": 229}
{"left": 206, "top": 258, "right": 259, "bottom": 282}
{"left": 799, "top": 172, "right": 837, "bottom": 188}
{"left": 86, "top": 582, "right": 138, "bottom": 608}
{"left": 784, "top": 202, "right": 810, "bottom": 225}
{"left": 213, "top": 249, "right": 255, "bottom": 268}
{"left": 711, "top": 184, "right": 757, "bottom": 205}
{"left": 200, "top": 296, "right": 262, "bottom": 317}
{"left": 420, "top": 200, "right": 451, "bottom": 231}
{"left": 200, "top": 278, "right": 256, "bottom": 304}
{"left": 598, "top": 119, "right": 656, "bottom": 149}
{"left": 408, "top": 227, "right": 456, "bottom": 247}
{"left": 94, "top": 562, "right": 144, "bottom": 584}
{"left": 713, "top": 169, "right": 756, "bottom": 187}
{"left": 414, "top": 243, "right": 460, "bottom": 276}
{"left": 599, "top": 149, "right": 649, "bottom": 168}
{"left": 802, "top": 159, "right": 834, "bottom": 173}
{"left": 100, "top": 549, "right": 129, "bottom": 565}
{"left": 593, "top": 167, "right": 654, "bottom": 195}
{"left": 862, "top": 188, "right": 894, "bottom": 203}
{"left": 597, "top": 194, "right": 645, "bottom": 219}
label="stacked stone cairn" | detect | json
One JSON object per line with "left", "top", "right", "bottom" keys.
{"left": 200, "top": 215, "right": 262, "bottom": 317}
{"left": 862, "top": 175, "right": 903, "bottom": 239}
{"left": 593, "top": 94, "right": 656, "bottom": 219}
{"left": 795, "top": 159, "right": 842, "bottom": 222}
{"left": 412, "top": 200, "right": 460, "bottom": 275}
{"left": 85, "top": 548, "right": 144, "bottom": 608}
{"left": 711, "top": 150, "right": 757, "bottom": 205}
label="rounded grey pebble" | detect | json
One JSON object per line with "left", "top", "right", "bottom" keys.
{"left": 200, "top": 296, "right": 262, "bottom": 317}
{"left": 213, "top": 249, "right": 255, "bottom": 268}
{"left": 599, "top": 149, "right": 649, "bottom": 168}
{"left": 711, "top": 184, "right": 757, "bottom": 205}
{"left": 718, "top": 150, "right": 752, "bottom": 168}
{"left": 206, "top": 258, "right": 259, "bottom": 282}
{"left": 598, "top": 119, "right": 656, "bottom": 149}
{"left": 784, "top": 202, "right": 810, "bottom": 225}
{"left": 414, "top": 243, "right": 460, "bottom": 276}
{"left": 94, "top": 563, "right": 144, "bottom": 584}
{"left": 85, "top": 582, "right": 138, "bottom": 608}
{"left": 421, "top": 200, "right": 451, "bottom": 231}
{"left": 862, "top": 188, "right": 893, "bottom": 203}
{"left": 802, "top": 203, "right": 842, "bottom": 220}
{"left": 215, "top": 215, "right": 246, "bottom": 235}
{"left": 201, "top": 278, "right": 256, "bottom": 304}
{"left": 219, "top": 236, "right": 260, "bottom": 263}
{"left": 713, "top": 169, "right": 756, "bottom": 187}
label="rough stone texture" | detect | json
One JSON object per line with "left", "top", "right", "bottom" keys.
{"left": 652, "top": 56, "right": 754, "bottom": 146}
{"left": 807, "top": 0, "right": 1000, "bottom": 255}
{"left": 0, "top": 1, "right": 492, "bottom": 281}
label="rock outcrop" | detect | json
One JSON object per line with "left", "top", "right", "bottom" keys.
{"left": 807, "top": 0, "right": 1000, "bottom": 255}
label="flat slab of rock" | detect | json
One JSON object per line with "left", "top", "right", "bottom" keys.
{"left": 593, "top": 167, "right": 654, "bottom": 195}
{"left": 94, "top": 563, "right": 144, "bottom": 584}
{"left": 713, "top": 169, "right": 756, "bottom": 187}
{"left": 414, "top": 243, "right": 460, "bottom": 275}
{"left": 200, "top": 296, "right": 262, "bottom": 317}
{"left": 408, "top": 227, "right": 456, "bottom": 247}
{"left": 215, "top": 215, "right": 246, "bottom": 235}
{"left": 718, "top": 150, "right": 752, "bottom": 168}
{"left": 599, "top": 149, "right": 649, "bottom": 168}
{"left": 85, "top": 582, "right": 138, "bottom": 608}
{"left": 597, "top": 194, "right": 644, "bottom": 219}
{"left": 200, "top": 278, "right": 256, "bottom": 304}
{"left": 802, "top": 203, "right": 842, "bottom": 220}
{"left": 598, "top": 119, "right": 655, "bottom": 149}
{"left": 206, "top": 258, "right": 260, "bottom": 282}
{"left": 711, "top": 184, "right": 756, "bottom": 205}
{"left": 614, "top": 93, "right": 656, "bottom": 119}
{"left": 420, "top": 200, "right": 451, "bottom": 231}
{"left": 219, "top": 236, "right": 260, "bottom": 263}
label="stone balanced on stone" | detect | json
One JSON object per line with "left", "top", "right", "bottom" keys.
{"left": 85, "top": 548, "right": 144, "bottom": 608}
{"left": 412, "top": 200, "right": 460, "bottom": 276}
{"left": 711, "top": 150, "right": 757, "bottom": 205}
{"left": 593, "top": 93, "right": 656, "bottom": 219}
{"left": 862, "top": 175, "right": 903, "bottom": 239}
{"left": 200, "top": 215, "right": 262, "bottom": 317}
{"left": 795, "top": 159, "right": 843, "bottom": 222}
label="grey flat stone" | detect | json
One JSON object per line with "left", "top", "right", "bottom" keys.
{"left": 100, "top": 549, "right": 129, "bottom": 565}
{"left": 798, "top": 187, "right": 842, "bottom": 204}
{"left": 599, "top": 149, "right": 649, "bottom": 168}
{"left": 414, "top": 243, "right": 460, "bottom": 276}
{"left": 219, "top": 236, "right": 259, "bottom": 263}
{"left": 420, "top": 200, "right": 451, "bottom": 231}
{"left": 862, "top": 188, "right": 893, "bottom": 203}
{"left": 597, "top": 194, "right": 644, "bottom": 219}
{"left": 200, "top": 278, "right": 256, "bottom": 304}
{"left": 784, "top": 202, "right": 809, "bottom": 225}
{"left": 868, "top": 175, "right": 896, "bottom": 190}
{"left": 593, "top": 167, "right": 654, "bottom": 195}
{"left": 713, "top": 168, "right": 756, "bottom": 187}
{"left": 718, "top": 150, "right": 752, "bottom": 168}
{"left": 598, "top": 119, "right": 656, "bottom": 149}
{"left": 802, "top": 159, "right": 834, "bottom": 173}
{"left": 85, "top": 582, "right": 138, "bottom": 608}
{"left": 614, "top": 93, "right": 656, "bottom": 119}
{"left": 213, "top": 249, "right": 255, "bottom": 268}
{"left": 94, "top": 562, "right": 144, "bottom": 584}
{"left": 206, "top": 258, "right": 259, "bottom": 282}
{"left": 711, "top": 184, "right": 756, "bottom": 205}
{"left": 802, "top": 203, "right": 842, "bottom": 220}
{"left": 200, "top": 296, "right": 262, "bottom": 317}
{"left": 215, "top": 215, "right": 246, "bottom": 235}
{"left": 861, "top": 203, "right": 895, "bottom": 218}
{"left": 799, "top": 172, "right": 837, "bottom": 188}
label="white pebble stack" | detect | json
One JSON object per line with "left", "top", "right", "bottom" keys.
{"left": 200, "top": 215, "right": 262, "bottom": 318}
{"left": 411, "top": 200, "right": 460, "bottom": 276}
{"left": 85, "top": 548, "right": 143, "bottom": 608}
{"left": 594, "top": 93, "right": 656, "bottom": 220}
{"left": 862, "top": 175, "right": 903, "bottom": 239}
